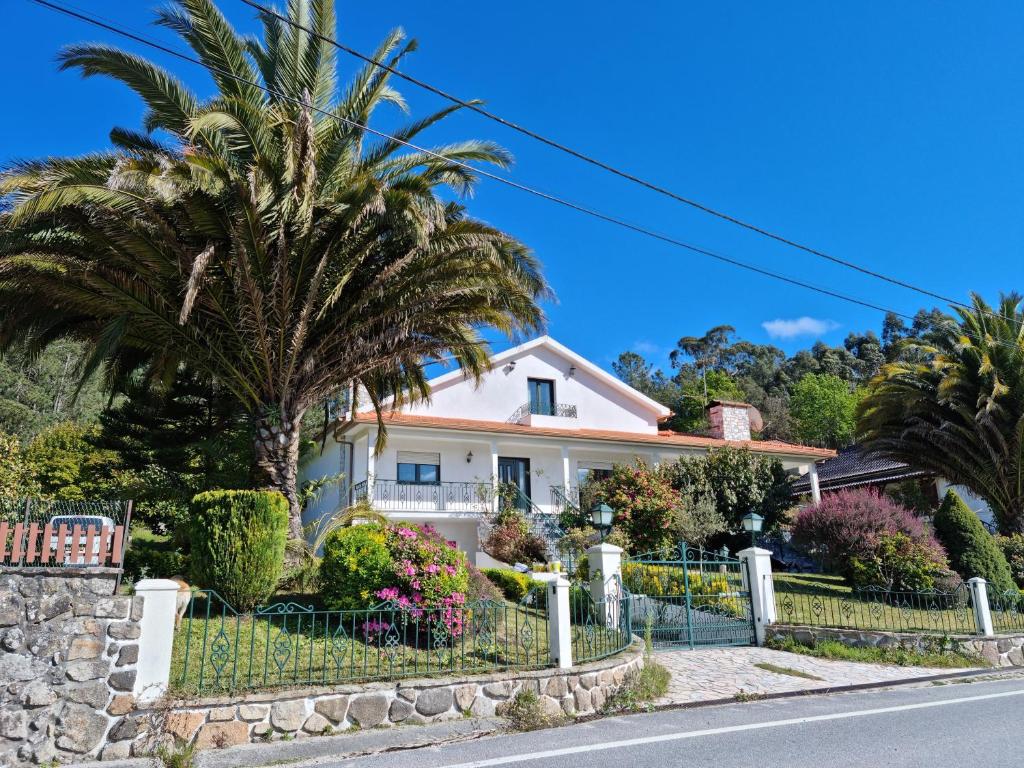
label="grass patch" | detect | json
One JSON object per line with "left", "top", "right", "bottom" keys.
{"left": 768, "top": 635, "right": 983, "bottom": 669}
{"left": 753, "top": 662, "right": 824, "bottom": 680}
{"left": 601, "top": 660, "right": 671, "bottom": 713}
{"left": 501, "top": 688, "right": 561, "bottom": 731}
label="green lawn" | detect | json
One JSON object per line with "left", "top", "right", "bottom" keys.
{"left": 772, "top": 573, "right": 977, "bottom": 635}
{"left": 768, "top": 635, "right": 982, "bottom": 668}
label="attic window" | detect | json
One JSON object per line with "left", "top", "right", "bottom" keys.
{"left": 528, "top": 378, "right": 555, "bottom": 416}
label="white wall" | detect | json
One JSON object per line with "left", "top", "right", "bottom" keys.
{"left": 405, "top": 344, "right": 661, "bottom": 433}
{"left": 300, "top": 441, "right": 342, "bottom": 529}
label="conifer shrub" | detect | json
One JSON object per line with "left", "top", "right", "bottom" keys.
{"left": 933, "top": 490, "right": 1016, "bottom": 594}
{"left": 188, "top": 490, "right": 288, "bottom": 611}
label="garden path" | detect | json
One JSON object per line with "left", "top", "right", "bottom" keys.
{"left": 655, "top": 647, "right": 979, "bottom": 704}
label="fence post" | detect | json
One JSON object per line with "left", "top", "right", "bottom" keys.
{"left": 133, "top": 578, "right": 181, "bottom": 703}
{"left": 586, "top": 542, "right": 623, "bottom": 629}
{"left": 533, "top": 573, "right": 572, "bottom": 668}
{"left": 738, "top": 547, "right": 775, "bottom": 646}
{"left": 968, "top": 577, "right": 994, "bottom": 636}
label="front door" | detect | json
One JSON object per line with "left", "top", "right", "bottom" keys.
{"left": 498, "top": 457, "right": 531, "bottom": 510}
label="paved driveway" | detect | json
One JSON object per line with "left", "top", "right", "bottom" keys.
{"left": 655, "top": 646, "right": 977, "bottom": 704}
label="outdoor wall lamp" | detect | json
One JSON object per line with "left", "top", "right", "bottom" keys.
{"left": 466, "top": 451, "right": 473, "bottom": 463}
{"left": 569, "top": 365, "right": 576, "bottom": 377}
{"left": 741, "top": 512, "right": 763, "bottom": 548}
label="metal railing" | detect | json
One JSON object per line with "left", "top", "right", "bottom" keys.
{"left": 508, "top": 402, "right": 578, "bottom": 423}
{"left": 571, "top": 577, "right": 633, "bottom": 664}
{"left": 172, "top": 586, "right": 553, "bottom": 695}
{"left": 0, "top": 499, "right": 132, "bottom": 570}
{"left": 987, "top": 586, "right": 1024, "bottom": 633}
{"left": 352, "top": 480, "right": 493, "bottom": 514}
{"left": 773, "top": 576, "right": 977, "bottom": 635}
{"left": 497, "top": 485, "right": 569, "bottom": 568}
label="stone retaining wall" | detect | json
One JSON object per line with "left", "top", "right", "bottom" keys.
{"left": 768, "top": 624, "right": 1024, "bottom": 667}
{"left": 122, "top": 645, "right": 644, "bottom": 754}
{"left": 0, "top": 569, "right": 142, "bottom": 766}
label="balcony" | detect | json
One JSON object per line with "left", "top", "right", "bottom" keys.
{"left": 509, "top": 401, "right": 578, "bottom": 427}
{"left": 352, "top": 479, "right": 493, "bottom": 514}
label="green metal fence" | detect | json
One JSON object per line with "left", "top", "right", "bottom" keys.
{"left": 172, "top": 588, "right": 553, "bottom": 695}
{"left": 571, "top": 576, "right": 633, "bottom": 664}
{"left": 773, "top": 576, "right": 977, "bottom": 635}
{"left": 987, "top": 586, "right": 1024, "bottom": 633}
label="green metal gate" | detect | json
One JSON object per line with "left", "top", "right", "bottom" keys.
{"left": 623, "top": 542, "right": 756, "bottom": 649}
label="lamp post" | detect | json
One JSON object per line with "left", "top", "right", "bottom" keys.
{"left": 590, "top": 502, "right": 614, "bottom": 542}
{"left": 741, "top": 512, "right": 763, "bottom": 549}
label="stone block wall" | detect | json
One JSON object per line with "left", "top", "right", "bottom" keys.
{"left": 126, "top": 646, "right": 644, "bottom": 752}
{"left": 767, "top": 624, "right": 1024, "bottom": 667}
{"left": 0, "top": 569, "right": 143, "bottom": 766}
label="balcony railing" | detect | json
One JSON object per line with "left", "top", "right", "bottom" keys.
{"left": 509, "top": 402, "right": 578, "bottom": 423}
{"left": 352, "top": 479, "right": 493, "bottom": 514}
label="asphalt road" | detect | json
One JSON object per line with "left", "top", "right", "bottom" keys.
{"left": 320, "top": 675, "right": 1024, "bottom": 768}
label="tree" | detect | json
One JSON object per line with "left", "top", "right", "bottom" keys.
{"left": 858, "top": 294, "right": 1024, "bottom": 533}
{"left": 23, "top": 422, "right": 126, "bottom": 500}
{"left": 790, "top": 373, "right": 858, "bottom": 448}
{"left": 0, "top": 0, "right": 547, "bottom": 537}
{"left": 0, "top": 431, "right": 38, "bottom": 499}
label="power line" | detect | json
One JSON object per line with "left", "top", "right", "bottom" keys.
{"left": 23, "top": 0, "right": 1014, "bottom": 353}
{"left": 237, "top": 0, "right": 983, "bottom": 318}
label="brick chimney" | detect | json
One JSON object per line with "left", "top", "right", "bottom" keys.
{"left": 706, "top": 400, "right": 752, "bottom": 441}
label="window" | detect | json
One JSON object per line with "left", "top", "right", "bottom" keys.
{"left": 397, "top": 451, "right": 441, "bottom": 484}
{"left": 577, "top": 466, "right": 613, "bottom": 487}
{"left": 528, "top": 378, "right": 555, "bottom": 415}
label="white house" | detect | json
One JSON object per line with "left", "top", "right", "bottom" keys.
{"left": 301, "top": 336, "right": 835, "bottom": 562}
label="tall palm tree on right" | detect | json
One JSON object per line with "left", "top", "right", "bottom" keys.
{"left": 857, "top": 293, "right": 1024, "bottom": 533}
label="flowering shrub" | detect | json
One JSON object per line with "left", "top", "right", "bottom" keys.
{"left": 791, "top": 488, "right": 940, "bottom": 578}
{"left": 601, "top": 462, "right": 680, "bottom": 553}
{"left": 621, "top": 562, "right": 742, "bottom": 616}
{"left": 482, "top": 508, "right": 548, "bottom": 565}
{"left": 376, "top": 523, "right": 471, "bottom": 637}
{"left": 320, "top": 522, "right": 471, "bottom": 636}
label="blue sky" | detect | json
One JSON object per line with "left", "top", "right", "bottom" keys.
{"left": 5, "top": 1, "right": 1024, "bottom": 371}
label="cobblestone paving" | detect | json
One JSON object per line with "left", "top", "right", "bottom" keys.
{"left": 655, "top": 646, "right": 978, "bottom": 704}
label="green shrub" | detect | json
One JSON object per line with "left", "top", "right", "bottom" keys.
{"left": 188, "top": 490, "right": 288, "bottom": 611}
{"left": 848, "top": 532, "right": 949, "bottom": 592}
{"left": 319, "top": 524, "right": 393, "bottom": 610}
{"left": 934, "top": 490, "right": 1015, "bottom": 593}
{"left": 996, "top": 533, "right": 1024, "bottom": 588}
{"left": 124, "top": 534, "right": 187, "bottom": 582}
{"left": 482, "top": 568, "right": 533, "bottom": 602}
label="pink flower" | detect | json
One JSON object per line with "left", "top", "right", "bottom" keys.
{"left": 426, "top": 564, "right": 440, "bottom": 575}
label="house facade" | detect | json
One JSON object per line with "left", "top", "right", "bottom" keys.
{"left": 301, "top": 337, "right": 835, "bottom": 562}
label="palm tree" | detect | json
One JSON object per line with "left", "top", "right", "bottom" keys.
{"left": 857, "top": 294, "right": 1024, "bottom": 533}
{"left": 0, "top": 0, "right": 548, "bottom": 537}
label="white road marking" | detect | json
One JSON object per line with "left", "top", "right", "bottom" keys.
{"left": 436, "top": 687, "right": 1024, "bottom": 767}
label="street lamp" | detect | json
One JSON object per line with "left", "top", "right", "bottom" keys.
{"left": 590, "top": 502, "right": 614, "bottom": 542}
{"left": 741, "top": 512, "right": 763, "bottom": 549}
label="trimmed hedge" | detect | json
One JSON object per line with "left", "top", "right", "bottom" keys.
{"left": 934, "top": 490, "right": 1016, "bottom": 594}
{"left": 482, "top": 567, "right": 533, "bottom": 602}
{"left": 319, "top": 524, "right": 393, "bottom": 611}
{"left": 188, "top": 490, "right": 288, "bottom": 611}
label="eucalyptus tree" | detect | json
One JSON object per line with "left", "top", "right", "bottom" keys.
{"left": 0, "top": 0, "right": 548, "bottom": 537}
{"left": 858, "top": 294, "right": 1024, "bottom": 533}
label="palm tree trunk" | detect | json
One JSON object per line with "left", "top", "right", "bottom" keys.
{"left": 252, "top": 410, "right": 305, "bottom": 540}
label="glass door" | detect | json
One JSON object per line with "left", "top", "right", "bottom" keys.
{"left": 498, "top": 457, "right": 531, "bottom": 510}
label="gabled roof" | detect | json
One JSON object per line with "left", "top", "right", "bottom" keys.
{"left": 424, "top": 335, "right": 672, "bottom": 419}
{"left": 340, "top": 411, "right": 836, "bottom": 459}
{"left": 791, "top": 445, "right": 928, "bottom": 494}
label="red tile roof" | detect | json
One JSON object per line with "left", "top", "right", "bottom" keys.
{"left": 341, "top": 412, "right": 835, "bottom": 459}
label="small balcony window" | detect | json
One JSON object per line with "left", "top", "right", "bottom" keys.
{"left": 397, "top": 451, "right": 441, "bottom": 484}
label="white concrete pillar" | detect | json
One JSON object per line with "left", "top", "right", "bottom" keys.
{"left": 809, "top": 462, "right": 822, "bottom": 505}
{"left": 533, "top": 573, "right": 572, "bottom": 668}
{"left": 489, "top": 440, "right": 500, "bottom": 515}
{"left": 968, "top": 577, "right": 994, "bottom": 636}
{"left": 587, "top": 543, "right": 624, "bottom": 629}
{"left": 132, "top": 579, "right": 181, "bottom": 703}
{"left": 738, "top": 547, "right": 775, "bottom": 646}
{"left": 560, "top": 446, "right": 571, "bottom": 498}
{"left": 366, "top": 429, "right": 377, "bottom": 502}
